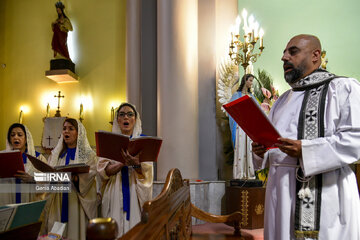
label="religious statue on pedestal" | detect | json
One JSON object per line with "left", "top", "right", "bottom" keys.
{"left": 229, "top": 74, "right": 256, "bottom": 180}
{"left": 47, "top": 1, "right": 77, "bottom": 78}
{"left": 52, "top": 1, "right": 73, "bottom": 60}
{"left": 218, "top": 61, "right": 275, "bottom": 184}
{"left": 218, "top": 60, "right": 256, "bottom": 181}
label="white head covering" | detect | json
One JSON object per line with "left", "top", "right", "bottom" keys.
{"left": 49, "top": 119, "right": 96, "bottom": 166}
{"left": 6, "top": 124, "right": 37, "bottom": 173}
{"left": 112, "top": 103, "right": 142, "bottom": 138}
{"left": 6, "top": 124, "right": 36, "bottom": 155}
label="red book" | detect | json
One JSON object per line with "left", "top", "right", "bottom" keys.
{"left": 95, "top": 131, "right": 162, "bottom": 163}
{"left": 223, "top": 95, "right": 281, "bottom": 148}
{"left": 0, "top": 151, "right": 25, "bottom": 178}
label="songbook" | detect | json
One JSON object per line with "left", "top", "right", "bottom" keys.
{"left": 0, "top": 200, "right": 46, "bottom": 232}
{"left": 0, "top": 207, "right": 15, "bottom": 232}
{"left": 95, "top": 131, "right": 163, "bottom": 163}
{"left": 223, "top": 95, "right": 281, "bottom": 148}
{"left": 26, "top": 154, "right": 90, "bottom": 173}
{"left": 0, "top": 151, "right": 25, "bottom": 178}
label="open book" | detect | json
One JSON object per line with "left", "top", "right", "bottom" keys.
{"left": 26, "top": 154, "right": 90, "bottom": 173}
{"left": 223, "top": 95, "right": 281, "bottom": 148}
{"left": 0, "top": 200, "right": 46, "bottom": 232}
{"left": 0, "top": 151, "right": 25, "bottom": 178}
{"left": 95, "top": 131, "right": 163, "bottom": 163}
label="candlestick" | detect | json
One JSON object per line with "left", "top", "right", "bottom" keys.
{"left": 46, "top": 103, "right": 50, "bottom": 117}
{"left": 111, "top": 107, "right": 114, "bottom": 122}
{"left": 259, "top": 28, "right": 264, "bottom": 48}
{"left": 19, "top": 110, "right": 23, "bottom": 124}
{"left": 79, "top": 103, "right": 84, "bottom": 122}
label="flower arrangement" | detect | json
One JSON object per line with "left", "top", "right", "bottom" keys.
{"left": 253, "top": 69, "right": 279, "bottom": 114}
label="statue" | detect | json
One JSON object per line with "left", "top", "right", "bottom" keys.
{"left": 229, "top": 74, "right": 256, "bottom": 180}
{"left": 52, "top": 1, "right": 73, "bottom": 60}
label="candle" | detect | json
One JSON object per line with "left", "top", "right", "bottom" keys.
{"left": 80, "top": 103, "right": 84, "bottom": 120}
{"left": 46, "top": 103, "right": 50, "bottom": 117}
{"left": 242, "top": 9, "right": 248, "bottom": 27}
{"left": 235, "top": 16, "right": 241, "bottom": 35}
{"left": 111, "top": 107, "right": 115, "bottom": 122}
{"left": 248, "top": 14, "right": 255, "bottom": 41}
{"left": 19, "top": 110, "right": 23, "bottom": 124}
{"left": 259, "top": 28, "right": 264, "bottom": 48}
{"left": 254, "top": 21, "right": 259, "bottom": 39}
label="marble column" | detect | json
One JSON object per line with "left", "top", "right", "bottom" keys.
{"left": 157, "top": 0, "right": 199, "bottom": 180}
{"left": 126, "top": 0, "right": 141, "bottom": 112}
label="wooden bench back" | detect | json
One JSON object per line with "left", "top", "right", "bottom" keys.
{"left": 120, "top": 168, "right": 191, "bottom": 240}
{"left": 87, "top": 168, "right": 242, "bottom": 239}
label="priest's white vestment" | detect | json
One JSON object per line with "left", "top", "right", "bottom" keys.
{"left": 253, "top": 77, "right": 360, "bottom": 240}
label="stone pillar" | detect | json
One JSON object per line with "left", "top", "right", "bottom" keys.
{"left": 215, "top": 0, "right": 238, "bottom": 180}
{"left": 197, "top": 0, "right": 217, "bottom": 180}
{"left": 157, "top": 0, "right": 199, "bottom": 180}
{"left": 126, "top": 0, "right": 141, "bottom": 111}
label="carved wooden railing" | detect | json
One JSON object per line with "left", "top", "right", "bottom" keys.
{"left": 120, "top": 168, "right": 191, "bottom": 240}
{"left": 191, "top": 203, "right": 242, "bottom": 234}
{"left": 87, "top": 168, "right": 243, "bottom": 240}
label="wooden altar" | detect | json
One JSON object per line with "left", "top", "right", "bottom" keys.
{"left": 226, "top": 185, "right": 266, "bottom": 229}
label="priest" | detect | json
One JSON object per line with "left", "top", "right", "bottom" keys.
{"left": 252, "top": 34, "right": 360, "bottom": 240}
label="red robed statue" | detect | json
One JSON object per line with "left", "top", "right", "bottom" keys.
{"left": 51, "top": 1, "right": 73, "bottom": 60}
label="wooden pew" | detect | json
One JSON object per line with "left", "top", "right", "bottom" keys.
{"left": 0, "top": 222, "right": 42, "bottom": 240}
{"left": 87, "top": 168, "right": 242, "bottom": 240}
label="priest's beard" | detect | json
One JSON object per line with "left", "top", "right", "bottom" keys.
{"left": 284, "top": 61, "right": 306, "bottom": 84}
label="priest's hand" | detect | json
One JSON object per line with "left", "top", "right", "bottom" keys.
{"left": 252, "top": 142, "right": 267, "bottom": 158}
{"left": 14, "top": 171, "right": 34, "bottom": 182}
{"left": 275, "top": 138, "right": 302, "bottom": 158}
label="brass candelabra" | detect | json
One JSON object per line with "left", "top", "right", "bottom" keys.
{"left": 229, "top": 9, "right": 264, "bottom": 73}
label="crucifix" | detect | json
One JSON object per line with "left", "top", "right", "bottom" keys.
{"left": 46, "top": 136, "right": 52, "bottom": 146}
{"left": 54, "top": 91, "right": 65, "bottom": 117}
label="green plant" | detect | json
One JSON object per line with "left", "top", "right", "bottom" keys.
{"left": 253, "top": 69, "right": 279, "bottom": 114}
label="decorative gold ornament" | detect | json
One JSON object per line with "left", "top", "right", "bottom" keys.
{"left": 255, "top": 204, "right": 264, "bottom": 215}
{"left": 240, "top": 190, "right": 249, "bottom": 226}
